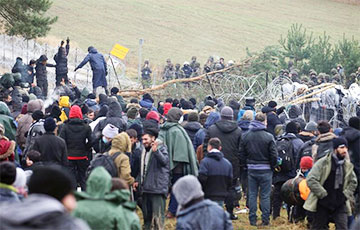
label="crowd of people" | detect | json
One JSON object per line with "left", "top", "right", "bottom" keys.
{"left": 0, "top": 69, "right": 359, "bottom": 229}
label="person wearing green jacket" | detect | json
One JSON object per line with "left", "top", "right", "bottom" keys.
{"left": 158, "top": 107, "right": 198, "bottom": 218}
{"left": 0, "top": 102, "right": 16, "bottom": 141}
{"left": 303, "top": 137, "right": 357, "bottom": 230}
{"left": 73, "top": 167, "right": 140, "bottom": 230}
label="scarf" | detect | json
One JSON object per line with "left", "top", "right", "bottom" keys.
{"left": 332, "top": 152, "right": 345, "bottom": 190}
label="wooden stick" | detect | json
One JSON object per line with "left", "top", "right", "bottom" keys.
{"left": 289, "top": 84, "right": 336, "bottom": 104}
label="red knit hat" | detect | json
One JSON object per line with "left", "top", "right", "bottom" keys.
{"left": 146, "top": 111, "right": 160, "bottom": 123}
{"left": 69, "top": 105, "right": 83, "bottom": 119}
{"left": 300, "top": 156, "right": 313, "bottom": 170}
{"left": 21, "top": 104, "right": 28, "bottom": 114}
{"left": 0, "top": 138, "right": 15, "bottom": 161}
{"left": 163, "top": 102, "right": 172, "bottom": 115}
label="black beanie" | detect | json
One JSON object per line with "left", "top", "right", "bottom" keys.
{"left": 44, "top": 117, "right": 57, "bottom": 132}
{"left": 143, "top": 121, "right": 159, "bottom": 138}
{"left": 268, "top": 101, "right": 277, "bottom": 108}
{"left": 0, "top": 161, "right": 16, "bottom": 185}
{"left": 189, "top": 98, "right": 197, "bottom": 106}
{"left": 28, "top": 166, "right": 74, "bottom": 201}
{"left": 349, "top": 117, "right": 360, "bottom": 130}
{"left": 111, "top": 87, "right": 119, "bottom": 95}
{"left": 332, "top": 137, "right": 348, "bottom": 149}
{"left": 286, "top": 121, "right": 300, "bottom": 134}
{"left": 87, "top": 93, "right": 96, "bottom": 99}
{"left": 32, "top": 110, "right": 44, "bottom": 121}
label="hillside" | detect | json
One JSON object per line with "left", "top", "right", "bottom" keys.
{"left": 48, "top": 0, "right": 360, "bottom": 67}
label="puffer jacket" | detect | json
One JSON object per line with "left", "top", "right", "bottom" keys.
{"left": 35, "top": 61, "right": 55, "bottom": 82}
{"left": 204, "top": 119, "right": 242, "bottom": 179}
{"left": 11, "top": 58, "right": 27, "bottom": 81}
{"left": 59, "top": 118, "right": 92, "bottom": 159}
{"left": 0, "top": 194, "right": 89, "bottom": 230}
{"left": 54, "top": 44, "right": 69, "bottom": 76}
{"left": 139, "top": 141, "right": 170, "bottom": 195}
{"left": 176, "top": 199, "right": 233, "bottom": 230}
{"left": 303, "top": 153, "right": 357, "bottom": 215}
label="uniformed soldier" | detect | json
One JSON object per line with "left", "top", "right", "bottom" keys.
{"left": 163, "top": 59, "right": 175, "bottom": 81}
{"left": 175, "top": 63, "right": 184, "bottom": 79}
{"left": 141, "top": 60, "right": 152, "bottom": 89}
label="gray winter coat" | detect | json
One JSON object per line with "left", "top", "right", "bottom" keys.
{"left": 176, "top": 199, "right": 233, "bottom": 230}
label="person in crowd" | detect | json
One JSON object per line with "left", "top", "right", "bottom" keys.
{"left": 239, "top": 112, "right": 278, "bottom": 226}
{"left": 109, "top": 132, "right": 135, "bottom": 186}
{"left": 35, "top": 55, "right": 56, "bottom": 97}
{"left": 298, "top": 121, "right": 318, "bottom": 143}
{"left": 198, "top": 138, "right": 233, "bottom": 206}
{"left": 11, "top": 57, "right": 28, "bottom": 82}
{"left": 32, "top": 117, "right": 68, "bottom": 166}
{"left": 273, "top": 121, "right": 304, "bottom": 220}
{"left": 237, "top": 97, "right": 256, "bottom": 121}
{"left": 75, "top": 46, "right": 108, "bottom": 94}
{"left": 54, "top": 38, "right": 70, "bottom": 86}
{"left": 0, "top": 102, "right": 16, "bottom": 141}
{"left": 261, "top": 101, "right": 281, "bottom": 136}
{"left": 173, "top": 175, "right": 233, "bottom": 230}
{"left": 0, "top": 123, "right": 15, "bottom": 162}
{"left": 134, "top": 124, "right": 169, "bottom": 230}
{"left": 25, "top": 59, "right": 36, "bottom": 84}
{"left": 304, "top": 137, "right": 357, "bottom": 230}
{"left": 238, "top": 110, "right": 254, "bottom": 132}
{"left": 127, "top": 107, "right": 141, "bottom": 128}
{"left": 96, "top": 123, "right": 119, "bottom": 153}
{"left": 158, "top": 107, "right": 198, "bottom": 218}
{"left": 126, "top": 129, "right": 142, "bottom": 179}
{"left": 24, "top": 150, "right": 43, "bottom": 171}
{"left": 203, "top": 106, "right": 241, "bottom": 220}
{"left": 0, "top": 161, "right": 19, "bottom": 202}
{"left": 312, "top": 121, "right": 337, "bottom": 161}
{"left": 141, "top": 60, "right": 152, "bottom": 89}
{"left": 183, "top": 111, "right": 202, "bottom": 150}
{"left": 73, "top": 167, "right": 140, "bottom": 230}
{"left": 59, "top": 105, "right": 92, "bottom": 190}
{"left": 0, "top": 166, "right": 90, "bottom": 229}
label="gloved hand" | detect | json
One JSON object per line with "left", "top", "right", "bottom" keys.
{"left": 276, "top": 106, "right": 285, "bottom": 115}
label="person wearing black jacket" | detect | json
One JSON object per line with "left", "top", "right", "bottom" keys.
{"left": 203, "top": 106, "right": 241, "bottom": 220}
{"left": 35, "top": 55, "right": 55, "bottom": 97}
{"left": 59, "top": 105, "right": 92, "bottom": 191}
{"left": 261, "top": 101, "right": 282, "bottom": 137}
{"left": 239, "top": 112, "right": 278, "bottom": 226}
{"left": 198, "top": 138, "right": 233, "bottom": 206}
{"left": 54, "top": 38, "right": 70, "bottom": 86}
{"left": 32, "top": 117, "right": 68, "bottom": 167}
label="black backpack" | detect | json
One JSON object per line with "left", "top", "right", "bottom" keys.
{"left": 86, "top": 152, "right": 121, "bottom": 178}
{"left": 276, "top": 137, "right": 294, "bottom": 172}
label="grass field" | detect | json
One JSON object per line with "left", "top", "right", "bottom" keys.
{"left": 47, "top": 0, "right": 360, "bottom": 68}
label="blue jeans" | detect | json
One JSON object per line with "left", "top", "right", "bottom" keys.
{"left": 248, "top": 169, "right": 273, "bottom": 225}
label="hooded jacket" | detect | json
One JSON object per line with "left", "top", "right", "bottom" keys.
{"left": 193, "top": 112, "right": 221, "bottom": 151}
{"left": 262, "top": 106, "right": 282, "bottom": 136}
{"left": 312, "top": 132, "right": 337, "bottom": 161}
{"left": 75, "top": 47, "right": 107, "bottom": 88}
{"left": 341, "top": 127, "right": 360, "bottom": 182}
{"left": 204, "top": 119, "right": 242, "bottom": 179}
{"left": 95, "top": 101, "right": 126, "bottom": 135}
{"left": 159, "top": 122, "right": 198, "bottom": 176}
{"left": 0, "top": 102, "right": 16, "bottom": 140}
{"left": 176, "top": 199, "right": 233, "bottom": 230}
{"left": 0, "top": 194, "right": 89, "bottom": 230}
{"left": 198, "top": 150, "right": 233, "bottom": 201}
{"left": 16, "top": 99, "right": 44, "bottom": 148}
{"left": 183, "top": 121, "right": 202, "bottom": 147}
{"left": 35, "top": 60, "right": 55, "bottom": 82}
{"left": 73, "top": 167, "right": 140, "bottom": 230}
{"left": 109, "top": 133, "right": 135, "bottom": 185}
{"left": 54, "top": 44, "right": 69, "bottom": 76}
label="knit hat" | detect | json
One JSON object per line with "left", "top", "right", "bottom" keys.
{"left": 0, "top": 161, "right": 16, "bottom": 185}
{"left": 300, "top": 156, "right": 313, "bottom": 170}
{"left": 205, "top": 100, "right": 215, "bottom": 108}
{"left": 167, "top": 108, "right": 183, "bottom": 122}
{"left": 102, "top": 124, "right": 119, "bottom": 139}
{"left": 189, "top": 98, "right": 197, "bottom": 106}
{"left": 28, "top": 165, "right": 74, "bottom": 201}
{"left": 69, "top": 105, "right": 83, "bottom": 119}
{"left": 332, "top": 137, "right": 348, "bottom": 149}
{"left": 187, "top": 112, "right": 199, "bottom": 122}
{"left": 13, "top": 167, "right": 26, "bottom": 189}
{"left": 32, "top": 110, "right": 44, "bottom": 121}
{"left": 111, "top": 87, "right": 119, "bottom": 95}
{"left": 44, "top": 117, "right": 56, "bottom": 132}
{"left": 129, "top": 123, "right": 143, "bottom": 140}
{"left": 146, "top": 111, "right": 160, "bottom": 123}
{"left": 305, "top": 121, "right": 317, "bottom": 132}
{"left": 220, "top": 106, "right": 234, "bottom": 120}
{"left": 143, "top": 121, "right": 159, "bottom": 138}
{"left": 163, "top": 102, "right": 172, "bottom": 116}
{"left": 173, "top": 175, "right": 204, "bottom": 208}
{"left": 268, "top": 101, "right": 277, "bottom": 108}
{"left": 349, "top": 117, "right": 360, "bottom": 130}
{"left": 127, "top": 107, "right": 139, "bottom": 119}
{"left": 0, "top": 138, "right": 15, "bottom": 161}
{"left": 21, "top": 104, "right": 28, "bottom": 114}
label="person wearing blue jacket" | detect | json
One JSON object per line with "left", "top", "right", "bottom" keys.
{"left": 75, "top": 46, "right": 108, "bottom": 94}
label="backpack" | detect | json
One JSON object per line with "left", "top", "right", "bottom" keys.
{"left": 23, "top": 120, "right": 45, "bottom": 155}
{"left": 276, "top": 137, "right": 294, "bottom": 172}
{"left": 86, "top": 152, "right": 121, "bottom": 178}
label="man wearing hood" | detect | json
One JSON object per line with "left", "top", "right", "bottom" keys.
{"left": 261, "top": 101, "right": 282, "bottom": 137}
{"left": 203, "top": 106, "right": 242, "bottom": 220}
{"left": 0, "top": 102, "right": 16, "bottom": 141}
{"left": 0, "top": 166, "right": 90, "bottom": 230}
{"left": 35, "top": 54, "right": 56, "bottom": 97}
{"left": 11, "top": 57, "right": 28, "bottom": 82}
{"left": 158, "top": 107, "right": 198, "bottom": 218}
{"left": 75, "top": 46, "right": 108, "bottom": 94}
{"left": 312, "top": 121, "right": 337, "bottom": 162}
{"left": 54, "top": 38, "right": 70, "bottom": 86}
{"left": 183, "top": 112, "right": 202, "bottom": 150}
{"left": 134, "top": 124, "right": 169, "bottom": 230}
{"left": 73, "top": 167, "right": 140, "bottom": 230}
{"left": 59, "top": 105, "right": 92, "bottom": 190}
{"left": 237, "top": 97, "right": 256, "bottom": 121}
{"left": 239, "top": 112, "right": 278, "bottom": 226}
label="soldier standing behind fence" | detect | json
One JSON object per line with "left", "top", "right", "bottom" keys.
{"left": 141, "top": 60, "right": 152, "bottom": 89}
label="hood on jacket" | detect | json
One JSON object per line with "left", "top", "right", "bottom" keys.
{"left": 69, "top": 105, "right": 83, "bottom": 119}
{"left": 139, "top": 99, "right": 153, "bottom": 110}
{"left": 163, "top": 102, "right": 172, "bottom": 115}
{"left": 0, "top": 194, "right": 65, "bottom": 225}
{"left": 238, "top": 120, "right": 250, "bottom": 131}
{"left": 288, "top": 105, "right": 302, "bottom": 119}
{"left": 0, "top": 102, "right": 10, "bottom": 116}
{"left": 205, "top": 112, "right": 220, "bottom": 129}
{"left": 184, "top": 121, "right": 202, "bottom": 132}
{"left": 341, "top": 127, "right": 360, "bottom": 143}
{"left": 214, "top": 120, "right": 238, "bottom": 133}
{"left": 77, "top": 167, "right": 111, "bottom": 200}
{"left": 316, "top": 132, "right": 337, "bottom": 143}
{"left": 229, "top": 100, "right": 240, "bottom": 111}
{"left": 85, "top": 98, "right": 97, "bottom": 107}
{"left": 88, "top": 46, "right": 97, "bottom": 54}
{"left": 207, "top": 151, "right": 224, "bottom": 161}
{"left": 59, "top": 96, "right": 70, "bottom": 108}
{"left": 110, "top": 132, "right": 132, "bottom": 154}
{"left": 161, "top": 121, "right": 180, "bottom": 131}
{"left": 106, "top": 101, "right": 122, "bottom": 118}
{"left": 167, "top": 107, "right": 183, "bottom": 122}
{"left": 261, "top": 106, "right": 276, "bottom": 114}
{"left": 27, "top": 99, "right": 44, "bottom": 113}
{"left": 249, "top": 120, "right": 266, "bottom": 131}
